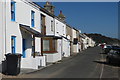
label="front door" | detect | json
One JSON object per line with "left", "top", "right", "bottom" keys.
{"left": 22, "top": 38, "right": 26, "bottom": 58}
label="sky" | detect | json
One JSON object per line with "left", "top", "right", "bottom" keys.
{"left": 35, "top": 2, "right": 118, "bottom": 39}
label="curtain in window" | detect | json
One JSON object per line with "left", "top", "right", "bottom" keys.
{"left": 43, "top": 40, "right": 50, "bottom": 51}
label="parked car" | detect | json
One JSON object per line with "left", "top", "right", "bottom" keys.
{"left": 103, "top": 45, "right": 112, "bottom": 54}
{"left": 106, "top": 49, "right": 120, "bottom": 64}
{"left": 112, "top": 46, "right": 120, "bottom": 49}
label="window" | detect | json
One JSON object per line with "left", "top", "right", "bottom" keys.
{"left": 43, "top": 40, "right": 50, "bottom": 51}
{"left": 11, "top": 36, "right": 16, "bottom": 53}
{"left": 11, "top": 1, "right": 16, "bottom": 21}
{"left": 41, "top": 14, "right": 45, "bottom": 26}
{"left": 73, "top": 38, "right": 78, "bottom": 44}
{"left": 31, "top": 10, "right": 35, "bottom": 27}
{"left": 41, "top": 14, "right": 46, "bottom": 35}
{"left": 63, "top": 26, "right": 64, "bottom": 35}
{"left": 51, "top": 20, "right": 54, "bottom": 31}
{"left": 42, "top": 38, "right": 57, "bottom": 53}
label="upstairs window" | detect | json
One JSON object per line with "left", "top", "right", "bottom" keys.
{"left": 11, "top": 1, "right": 16, "bottom": 21}
{"left": 31, "top": 10, "right": 35, "bottom": 27}
{"left": 51, "top": 20, "right": 54, "bottom": 31}
{"left": 73, "top": 38, "right": 78, "bottom": 44}
{"left": 63, "top": 26, "right": 65, "bottom": 35}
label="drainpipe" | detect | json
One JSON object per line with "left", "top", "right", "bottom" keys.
{"left": 41, "top": 38, "right": 43, "bottom": 56}
{"left": 33, "top": 35, "right": 35, "bottom": 58}
{"left": 1, "top": 0, "right": 4, "bottom": 61}
{"left": 4, "top": 0, "right": 7, "bottom": 56}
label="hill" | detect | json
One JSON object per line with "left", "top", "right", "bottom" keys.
{"left": 85, "top": 33, "right": 120, "bottom": 45}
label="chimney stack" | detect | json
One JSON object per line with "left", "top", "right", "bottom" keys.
{"left": 58, "top": 10, "right": 66, "bottom": 22}
{"left": 44, "top": 1, "right": 55, "bottom": 14}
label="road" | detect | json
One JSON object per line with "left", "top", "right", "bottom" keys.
{"left": 2, "top": 47, "right": 120, "bottom": 79}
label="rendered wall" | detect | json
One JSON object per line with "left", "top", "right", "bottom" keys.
{"left": 43, "top": 39, "right": 62, "bottom": 63}
{"left": 73, "top": 44, "right": 79, "bottom": 53}
{"left": 21, "top": 56, "right": 46, "bottom": 69}
{"left": 55, "top": 19, "right": 66, "bottom": 37}
{"left": 2, "top": 0, "right": 45, "bottom": 69}
{"left": 62, "top": 38, "right": 70, "bottom": 57}
{"left": 40, "top": 11, "right": 54, "bottom": 36}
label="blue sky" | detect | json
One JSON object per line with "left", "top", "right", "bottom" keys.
{"left": 35, "top": 2, "right": 118, "bottom": 39}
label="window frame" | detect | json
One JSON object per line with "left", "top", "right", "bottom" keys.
{"left": 42, "top": 38, "right": 57, "bottom": 53}
{"left": 11, "top": 1, "right": 16, "bottom": 21}
{"left": 11, "top": 36, "right": 16, "bottom": 54}
{"left": 51, "top": 20, "right": 54, "bottom": 31}
{"left": 31, "top": 10, "right": 35, "bottom": 27}
{"left": 73, "top": 38, "right": 78, "bottom": 45}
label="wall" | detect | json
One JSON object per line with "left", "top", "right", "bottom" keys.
{"left": 21, "top": 56, "right": 46, "bottom": 69}
{"left": 73, "top": 44, "right": 79, "bottom": 53}
{"left": 62, "top": 38, "right": 70, "bottom": 57}
{"left": 43, "top": 39, "right": 62, "bottom": 63}
{"left": 16, "top": 0, "right": 41, "bottom": 32}
{"left": 40, "top": 11, "right": 54, "bottom": 36}
{"left": 4, "top": 0, "right": 41, "bottom": 56}
{"left": 72, "top": 28, "right": 77, "bottom": 40}
{"left": 35, "top": 37, "right": 41, "bottom": 53}
{"left": 0, "top": 1, "right": 4, "bottom": 72}
{"left": 0, "top": 0, "right": 7, "bottom": 62}
{"left": 66, "top": 25, "right": 72, "bottom": 41}
{"left": 55, "top": 18, "right": 66, "bottom": 37}
{"left": 2, "top": 0, "right": 45, "bottom": 69}
{"left": 0, "top": 1, "right": 3, "bottom": 62}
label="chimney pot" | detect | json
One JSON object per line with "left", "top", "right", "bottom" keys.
{"left": 60, "top": 10, "right": 62, "bottom": 14}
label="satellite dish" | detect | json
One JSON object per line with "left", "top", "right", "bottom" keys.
{"left": 67, "top": 35, "right": 70, "bottom": 39}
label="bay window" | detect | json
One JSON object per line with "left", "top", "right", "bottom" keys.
{"left": 42, "top": 38, "right": 57, "bottom": 53}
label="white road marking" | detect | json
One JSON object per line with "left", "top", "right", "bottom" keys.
{"left": 100, "top": 54, "right": 104, "bottom": 79}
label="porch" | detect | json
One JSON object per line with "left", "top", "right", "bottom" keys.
{"left": 20, "top": 24, "right": 46, "bottom": 69}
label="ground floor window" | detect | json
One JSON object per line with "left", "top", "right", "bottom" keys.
{"left": 11, "top": 36, "right": 16, "bottom": 54}
{"left": 43, "top": 40, "right": 50, "bottom": 51}
{"left": 42, "top": 38, "right": 57, "bottom": 53}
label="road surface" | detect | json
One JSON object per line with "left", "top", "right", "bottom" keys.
{"left": 2, "top": 47, "right": 120, "bottom": 79}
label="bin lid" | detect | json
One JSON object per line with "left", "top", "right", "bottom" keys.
{"left": 5, "top": 53, "right": 22, "bottom": 57}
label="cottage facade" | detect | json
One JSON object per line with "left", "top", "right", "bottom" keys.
{"left": 0, "top": 0, "right": 46, "bottom": 69}
{"left": 0, "top": 0, "right": 95, "bottom": 71}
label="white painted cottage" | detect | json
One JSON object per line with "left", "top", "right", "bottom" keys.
{"left": 40, "top": 2, "right": 70, "bottom": 62}
{"left": 0, "top": 0, "right": 95, "bottom": 71}
{"left": 0, "top": 0, "right": 46, "bottom": 69}
{"left": 55, "top": 17, "right": 70, "bottom": 58}
{"left": 40, "top": 6, "right": 62, "bottom": 63}
{"left": 72, "top": 28, "right": 79, "bottom": 53}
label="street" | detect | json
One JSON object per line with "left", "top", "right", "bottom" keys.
{"left": 2, "top": 47, "right": 120, "bottom": 79}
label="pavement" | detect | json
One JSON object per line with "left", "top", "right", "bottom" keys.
{"left": 20, "top": 53, "right": 80, "bottom": 74}
{"left": 2, "top": 47, "right": 120, "bottom": 79}
{"left": 1, "top": 51, "right": 79, "bottom": 77}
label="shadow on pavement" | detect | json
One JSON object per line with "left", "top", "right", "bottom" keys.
{"left": 99, "top": 53, "right": 107, "bottom": 55}
{"left": 93, "top": 60, "right": 120, "bottom": 67}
